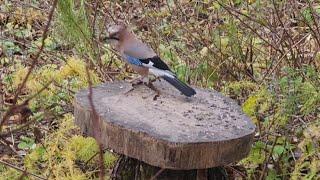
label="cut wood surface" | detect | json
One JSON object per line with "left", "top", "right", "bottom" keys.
{"left": 74, "top": 81, "right": 255, "bottom": 170}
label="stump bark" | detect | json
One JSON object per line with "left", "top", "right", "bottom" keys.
{"left": 74, "top": 81, "right": 255, "bottom": 179}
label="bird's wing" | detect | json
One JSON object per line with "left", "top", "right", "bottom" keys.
{"left": 121, "top": 36, "right": 175, "bottom": 77}
{"left": 140, "top": 56, "right": 171, "bottom": 71}
{"left": 122, "top": 37, "right": 157, "bottom": 59}
{"left": 123, "top": 54, "right": 143, "bottom": 66}
{"left": 140, "top": 56, "right": 176, "bottom": 78}
{"left": 140, "top": 56, "right": 196, "bottom": 96}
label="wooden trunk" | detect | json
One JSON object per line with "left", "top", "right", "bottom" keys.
{"left": 111, "top": 156, "right": 227, "bottom": 180}
{"left": 74, "top": 81, "right": 255, "bottom": 179}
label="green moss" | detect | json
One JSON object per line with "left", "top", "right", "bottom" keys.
{"left": 0, "top": 165, "right": 22, "bottom": 180}
{"left": 242, "top": 88, "right": 273, "bottom": 124}
{"left": 68, "top": 136, "right": 99, "bottom": 162}
{"left": 104, "top": 152, "right": 118, "bottom": 169}
{"left": 22, "top": 114, "right": 116, "bottom": 179}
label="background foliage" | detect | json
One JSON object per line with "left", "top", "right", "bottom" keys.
{"left": 0, "top": 0, "right": 319, "bottom": 179}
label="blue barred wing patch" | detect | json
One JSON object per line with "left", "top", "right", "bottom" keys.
{"left": 123, "top": 54, "right": 143, "bottom": 66}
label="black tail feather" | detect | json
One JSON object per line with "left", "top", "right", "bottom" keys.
{"left": 162, "top": 76, "right": 196, "bottom": 97}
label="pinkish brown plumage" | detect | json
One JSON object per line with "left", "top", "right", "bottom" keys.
{"left": 105, "top": 24, "right": 196, "bottom": 97}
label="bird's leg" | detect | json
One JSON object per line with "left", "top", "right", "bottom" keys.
{"left": 149, "top": 76, "right": 160, "bottom": 83}
{"left": 127, "top": 76, "right": 144, "bottom": 86}
{"left": 124, "top": 76, "right": 148, "bottom": 95}
{"left": 125, "top": 76, "right": 160, "bottom": 100}
{"left": 124, "top": 86, "right": 135, "bottom": 95}
{"left": 143, "top": 81, "right": 161, "bottom": 100}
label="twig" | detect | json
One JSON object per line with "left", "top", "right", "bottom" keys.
{"left": 12, "top": 0, "right": 57, "bottom": 104}
{"left": 8, "top": 0, "right": 46, "bottom": 11}
{"left": 0, "top": 118, "right": 37, "bottom": 137}
{"left": 101, "top": 3, "right": 117, "bottom": 23}
{"left": 259, "top": 136, "right": 279, "bottom": 180}
{"left": 0, "top": 138, "right": 20, "bottom": 156}
{"left": 134, "top": 161, "right": 140, "bottom": 180}
{"left": 150, "top": 168, "right": 165, "bottom": 180}
{"left": 272, "top": 0, "right": 298, "bottom": 66}
{"left": 0, "top": 80, "right": 53, "bottom": 129}
{"left": 84, "top": 148, "right": 109, "bottom": 165}
{"left": 0, "top": 160, "right": 47, "bottom": 180}
{"left": 308, "top": 1, "right": 320, "bottom": 44}
{"left": 260, "top": 33, "right": 310, "bottom": 83}
{"left": 111, "top": 155, "right": 124, "bottom": 179}
{"left": 0, "top": 0, "right": 58, "bottom": 130}
{"left": 85, "top": 65, "right": 105, "bottom": 180}
{"left": 218, "top": 2, "right": 283, "bottom": 55}
{"left": 225, "top": 165, "right": 246, "bottom": 178}
{"left": 91, "top": 0, "right": 100, "bottom": 37}
{"left": 59, "top": 4, "right": 116, "bottom": 82}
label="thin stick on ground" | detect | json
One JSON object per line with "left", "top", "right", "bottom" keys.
{"left": 0, "top": 160, "right": 47, "bottom": 180}
{"left": 0, "top": 80, "right": 53, "bottom": 132}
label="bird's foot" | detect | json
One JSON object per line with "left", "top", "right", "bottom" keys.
{"left": 124, "top": 86, "right": 135, "bottom": 95}
{"left": 149, "top": 76, "right": 160, "bottom": 83}
{"left": 129, "top": 78, "right": 143, "bottom": 86}
{"left": 124, "top": 77, "right": 146, "bottom": 95}
{"left": 123, "top": 77, "right": 144, "bottom": 95}
{"left": 124, "top": 79, "right": 160, "bottom": 100}
{"left": 143, "top": 82, "right": 161, "bottom": 100}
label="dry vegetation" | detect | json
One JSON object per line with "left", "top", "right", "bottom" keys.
{"left": 0, "top": 0, "right": 319, "bottom": 179}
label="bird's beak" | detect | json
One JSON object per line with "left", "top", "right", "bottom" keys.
{"left": 101, "top": 33, "right": 118, "bottom": 43}
{"left": 103, "top": 36, "right": 111, "bottom": 42}
{"left": 104, "top": 33, "right": 119, "bottom": 42}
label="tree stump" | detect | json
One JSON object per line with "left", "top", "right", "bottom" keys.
{"left": 74, "top": 81, "right": 255, "bottom": 179}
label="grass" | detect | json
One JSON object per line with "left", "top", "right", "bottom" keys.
{"left": 0, "top": 0, "right": 319, "bottom": 179}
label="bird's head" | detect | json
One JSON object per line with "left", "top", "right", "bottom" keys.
{"left": 103, "top": 24, "right": 128, "bottom": 50}
{"left": 105, "top": 24, "right": 127, "bottom": 42}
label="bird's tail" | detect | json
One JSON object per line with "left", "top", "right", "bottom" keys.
{"left": 162, "top": 76, "right": 196, "bottom": 97}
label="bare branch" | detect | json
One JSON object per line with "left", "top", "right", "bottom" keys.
{"left": 0, "top": 160, "right": 47, "bottom": 180}
{"left": 0, "top": 0, "right": 58, "bottom": 130}
{"left": 85, "top": 65, "right": 105, "bottom": 180}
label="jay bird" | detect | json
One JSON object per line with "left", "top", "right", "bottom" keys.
{"left": 105, "top": 24, "right": 196, "bottom": 97}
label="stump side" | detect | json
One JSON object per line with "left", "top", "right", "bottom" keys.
{"left": 74, "top": 81, "right": 255, "bottom": 170}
